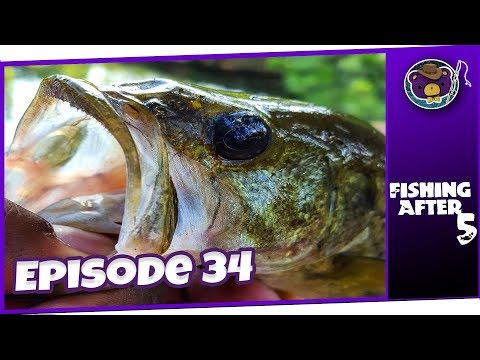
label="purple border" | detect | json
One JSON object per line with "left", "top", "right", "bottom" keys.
{"left": 385, "top": 53, "right": 390, "bottom": 298}
{"left": 1, "top": 47, "right": 392, "bottom": 314}
{"left": 1, "top": 63, "right": 4, "bottom": 312}
{"left": 5, "top": 295, "right": 389, "bottom": 315}
{"left": 4, "top": 295, "right": 479, "bottom": 315}
{"left": 387, "top": 46, "right": 479, "bottom": 299}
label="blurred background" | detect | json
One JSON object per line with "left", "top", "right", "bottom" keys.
{"left": 4, "top": 54, "right": 385, "bottom": 150}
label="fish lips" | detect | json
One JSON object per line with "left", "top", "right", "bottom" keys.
{"left": 7, "top": 75, "right": 177, "bottom": 256}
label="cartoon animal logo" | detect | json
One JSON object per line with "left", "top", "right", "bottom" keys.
{"left": 404, "top": 59, "right": 470, "bottom": 110}
{"left": 408, "top": 63, "right": 452, "bottom": 104}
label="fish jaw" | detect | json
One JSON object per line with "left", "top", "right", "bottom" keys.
{"left": 6, "top": 75, "right": 176, "bottom": 256}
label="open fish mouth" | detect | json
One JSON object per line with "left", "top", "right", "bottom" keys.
{"left": 5, "top": 75, "right": 177, "bottom": 256}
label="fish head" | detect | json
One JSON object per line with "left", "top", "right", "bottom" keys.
{"left": 6, "top": 75, "right": 385, "bottom": 273}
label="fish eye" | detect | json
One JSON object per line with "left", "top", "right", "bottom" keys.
{"left": 210, "top": 111, "right": 270, "bottom": 161}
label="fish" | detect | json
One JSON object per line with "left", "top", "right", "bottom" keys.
{"left": 5, "top": 75, "right": 385, "bottom": 299}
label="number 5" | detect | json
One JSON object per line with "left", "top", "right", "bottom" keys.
{"left": 457, "top": 212, "right": 477, "bottom": 246}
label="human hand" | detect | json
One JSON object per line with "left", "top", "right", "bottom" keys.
{"left": 4, "top": 199, "right": 279, "bottom": 310}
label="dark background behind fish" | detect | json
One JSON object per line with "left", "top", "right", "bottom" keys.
{"left": 4, "top": 54, "right": 385, "bottom": 150}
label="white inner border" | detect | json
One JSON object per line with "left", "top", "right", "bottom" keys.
{"left": 0, "top": 45, "right": 422, "bottom": 61}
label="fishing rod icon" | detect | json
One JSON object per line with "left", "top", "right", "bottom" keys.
{"left": 446, "top": 60, "right": 472, "bottom": 105}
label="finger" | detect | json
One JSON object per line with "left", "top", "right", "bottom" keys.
{"left": 31, "top": 286, "right": 168, "bottom": 309}
{"left": 167, "top": 276, "right": 281, "bottom": 303}
{"left": 4, "top": 198, "right": 88, "bottom": 294}
{"left": 187, "top": 278, "right": 281, "bottom": 302}
{"left": 5, "top": 294, "right": 47, "bottom": 309}
{"left": 52, "top": 225, "right": 116, "bottom": 257}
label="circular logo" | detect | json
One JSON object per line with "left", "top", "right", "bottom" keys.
{"left": 404, "top": 59, "right": 458, "bottom": 110}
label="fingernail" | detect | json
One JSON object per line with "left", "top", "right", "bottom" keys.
{"left": 53, "top": 225, "right": 116, "bottom": 256}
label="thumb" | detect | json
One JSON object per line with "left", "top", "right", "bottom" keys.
{"left": 4, "top": 198, "right": 87, "bottom": 294}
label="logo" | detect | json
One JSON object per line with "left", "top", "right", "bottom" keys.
{"left": 390, "top": 182, "right": 477, "bottom": 246}
{"left": 404, "top": 59, "right": 471, "bottom": 109}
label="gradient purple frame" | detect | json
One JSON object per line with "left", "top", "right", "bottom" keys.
{"left": 1, "top": 47, "right": 393, "bottom": 314}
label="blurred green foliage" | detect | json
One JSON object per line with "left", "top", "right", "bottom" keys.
{"left": 265, "top": 55, "right": 385, "bottom": 121}
{"left": 5, "top": 54, "right": 385, "bottom": 130}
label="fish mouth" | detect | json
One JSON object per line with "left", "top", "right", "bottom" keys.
{"left": 6, "top": 75, "right": 177, "bottom": 256}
